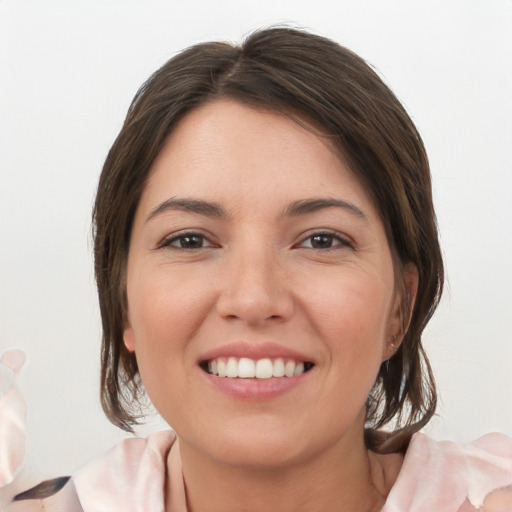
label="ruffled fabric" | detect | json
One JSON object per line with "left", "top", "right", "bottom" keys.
{"left": 382, "top": 433, "right": 512, "bottom": 512}
{"left": 73, "top": 430, "right": 179, "bottom": 512}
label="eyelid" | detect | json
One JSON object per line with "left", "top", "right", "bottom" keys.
{"left": 156, "top": 229, "right": 218, "bottom": 250}
{"left": 295, "top": 229, "right": 354, "bottom": 249}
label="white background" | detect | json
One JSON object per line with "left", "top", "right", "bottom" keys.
{"left": 1, "top": 0, "right": 511, "bottom": 483}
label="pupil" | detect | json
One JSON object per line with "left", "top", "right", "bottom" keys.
{"left": 180, "top": 235, "right": 202, "bottom": 248}
{"left": 311, "top": 234, "right": 333, "bottom": 248}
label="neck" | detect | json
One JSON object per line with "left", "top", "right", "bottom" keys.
{"left": 171, "top": 430, "right": 401, "bottom": 512}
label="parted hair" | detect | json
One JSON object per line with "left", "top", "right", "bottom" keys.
{"left": 93, "top": 27, "right": 443, "bottom": 453}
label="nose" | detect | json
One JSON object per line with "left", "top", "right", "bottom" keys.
{"left": 216, "top": 244, "right": 294, "bottom": 326}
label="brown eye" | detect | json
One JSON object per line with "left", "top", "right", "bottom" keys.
{"left": 161, "top": 232, "right": 214, "bottom": 250}
{"left": 177, "top": 235, "right": 205, "bottom": 249}
{"left": 310, "top": 234, "right": 335, "bottom": 249}
{"left": 299, "top": 232, "right": 353, "bottom": 250}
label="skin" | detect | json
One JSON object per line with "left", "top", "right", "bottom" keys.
{"left": 123, "top": 100, "right": 417, "bottom": 512}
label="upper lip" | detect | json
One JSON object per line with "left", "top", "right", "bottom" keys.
{"left": 199, "top": 341, "right": 314, "bottom": 363}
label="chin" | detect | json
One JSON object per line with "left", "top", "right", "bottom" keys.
{"left": 216, "top": 436, "right": 309, "bottom": 470}
{"left": 184, "top": 414, "right": 332, "bottom": 471}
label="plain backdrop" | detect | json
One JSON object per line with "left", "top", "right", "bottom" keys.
{"left": 1, "top": 0, "right": 511, "bottom": 483}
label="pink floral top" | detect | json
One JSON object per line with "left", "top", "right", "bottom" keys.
{"left": 4, "top": 430, "right": 512, "bottom": 512}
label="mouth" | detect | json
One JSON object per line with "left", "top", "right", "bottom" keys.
{"left": 200, "top": 357, "right": 315, "bottom": 379}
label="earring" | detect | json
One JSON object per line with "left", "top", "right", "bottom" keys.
{"left": 390, "top": 335, "right": 397, "bottom": 349}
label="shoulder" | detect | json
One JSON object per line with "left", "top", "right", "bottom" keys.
{"left": 383, "top": 432, "right": 512, "bottom": 512}
{"left": 73, "top": 429, "right": 176, "bottom": 511}
{"left": 5, "top": 430, "right": 177, "bottom": 512}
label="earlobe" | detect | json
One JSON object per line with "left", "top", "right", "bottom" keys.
{"left": 123, "top": 321, "right": 136, "bottom": 353}
{"left": 384, "top": 263, "right": 419, "bottom": 360}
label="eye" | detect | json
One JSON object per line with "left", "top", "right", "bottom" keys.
{"left": 160, "top": 232, "right": 214, "bottom": 250}
{"left": 299, "top": 232, "right": 352, "bottom": 250}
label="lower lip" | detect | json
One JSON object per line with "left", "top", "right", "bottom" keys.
{"left": 200, "top": 368, "right": 311, "bottom": 401}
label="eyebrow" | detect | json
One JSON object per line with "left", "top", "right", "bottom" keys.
{"left": 146, "top": 198, "right": 225, "bottom": 222}
{"left": 146, "top": 197, "right": 367, "bottom": 223}
{"left": 283, "top": 198, "right": 367, "bottom": 220}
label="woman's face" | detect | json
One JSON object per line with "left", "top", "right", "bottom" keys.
{"left": 124, "top": 100, "right": 410, "bottom": 468}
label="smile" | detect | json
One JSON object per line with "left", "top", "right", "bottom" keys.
{"left": 202, "top": 357, "right": 314, "bottom": 379}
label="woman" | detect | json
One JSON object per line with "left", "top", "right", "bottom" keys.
{"left": 7, "top": 27, "right": 512, "bottom": 512}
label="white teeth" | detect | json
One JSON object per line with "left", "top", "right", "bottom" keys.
{"left": 238, "top": 357, "right": 255, "bottom": 378}
{"left": 272, "top": 358, "right": 285, "bottom": 377}
{"left": 217, "top": 358, "right": 227, "bottom": 377}
{"left": 284, "top": 360, "right": 296, "bottom": 377}
{"left": 255, "top": 359, "right": 273, "bottom": 379}
{"left": 226, "top": 357, "right": 238, "bottom": 378}
{"left": 293, "top": 362, "right": 305, "bottom": 376}
{"left": 206, "top": 357, "right": 311, "bottom": 379}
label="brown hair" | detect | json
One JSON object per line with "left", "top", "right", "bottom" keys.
{"left": 93, "top": 27, "right": 443, "bottom": 452}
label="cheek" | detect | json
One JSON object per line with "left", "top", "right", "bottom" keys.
{"left": 128, "top": 265, "right": 209, "bottom": 340}
{"left": 303, "top": 272, "right": 393, "bottom": 339}
{"left": 124, "top": 266, "right": 215, "bottom": 387}
{"left": 299, "top": 269, "right": 393, "bottom": 385}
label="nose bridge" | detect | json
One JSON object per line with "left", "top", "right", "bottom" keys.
{"left": 217, "top": 235, "right": 292, "bottom": 324}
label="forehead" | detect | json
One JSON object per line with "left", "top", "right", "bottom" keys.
{"left": 140, "top": 99, "right": 377, "bottom": 216}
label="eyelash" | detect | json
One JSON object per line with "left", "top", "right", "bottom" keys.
{"left": 296, "top": 231, "right": 354, "bottom": 251}
{"left": 158, "top": 230, "right": 353, "bottom": 252}
{"left": 157, "top": 231, "right": 215, "bottom": 250}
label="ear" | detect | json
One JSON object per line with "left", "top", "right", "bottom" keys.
{"left": 123, "top": 317, "right": 136, "bottom": 353}
{"left": 383, "top": 263, "right": 419, "bottom": 361}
